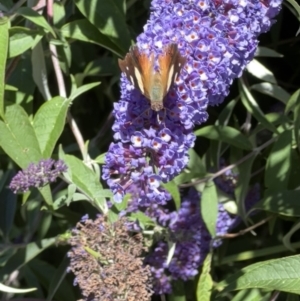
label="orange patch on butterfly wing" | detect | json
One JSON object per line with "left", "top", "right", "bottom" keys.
{"left": 131, "top": 47, "right": 154, "bottom": 100}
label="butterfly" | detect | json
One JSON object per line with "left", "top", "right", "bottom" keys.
{"left": 118, "top": 43, "right": 186, "bottom": 111}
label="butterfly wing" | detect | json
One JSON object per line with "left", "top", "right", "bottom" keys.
{"left": 158, "top": 44, "right": 186, "bottom": 97}
{"left": 118, "top": 46, "right": 153, "bottom": 99}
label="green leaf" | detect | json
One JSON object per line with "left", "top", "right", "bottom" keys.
{"left": 251, "top": 83, "right": 290, "bottom": 104}
{"left": 253, "top": 190, "right": 300, "bottom": 217}
{"left": 162, "top": 180, "right": 181, "bottom": 210}
{"left": 255, "top": 46, "right": 283, "bottom": 58}
{"left": 0, "top": 171, "right": 17, "bottom": 238}
{"left": 17, "top": 7, "right": 56, "bottom": 37}
{"left": 201, "top": 181, "right": 218, "bottom": 238}
{"left": 0, "top": 283, "right": 36, "bottom": 293}
{"left": 169, "top": 281, "right": 186, "bottom": 301}
{"left": 30, "top": 258, "right": 75, "bottom": 301}
{"left": 217, "top": 98, "right": 238, "bottom": 125}
{"left": 74, "top": 0, "right": 131, "bottom": 52}
{"left": 63, "top": 154, "right": 109, "bottom": 213}
{"left": 47, "top": 256, "right": 75, "bottom": 301}
{"left": 69, "top": 82, "right": 101, "bottom": 101}
{"left": 0, "top": 237, "right": 56, "bottom": 279}
{"left": 283, "top": 220, "right": 300, "bottom": 252}
{"left": 294, "top": 101, "right": 300, "bottom": 152}
{"left": 219, "top": 255, "right": 300, "bottom": 294}
{"left": 265, "top": 130, "right": 292, "bottom": 191}
{"left": 6, "top": 52, "right": 35, "bottom": 108}
{"left": 174, "top": 149, "right": 206, "bottom": 185}
{"left": 31, "top": 41, "right": 51, "bottom": 100}
{"left": 9, "top": 27, "right": 43, "bottom": 58}
{"left": 287, "top": 294, "right": 300, "bottom": 301}
{"left": 61, "top": 19, "right": 123, "bottom": 56}
{"left": 231, "top": 289, "right": 271, "bottom": 301}
{"left": 94, "top": 152, "right": 106, "bottom": 165}
{"left": 235, "top": 154, "right": 257, "bottom": 219}
{"left": 128, "top": 211, "right": 156, "bottom": 228}
{"left": 0, "top": 1, "right": 13, "bottom": 12}
{"left": 246, "top": 59, "right": 277, "bottom": 84}
{"left": 195, "top": 125, "right": 252, "bottom": 150}
{"left": 239, "top": 79, "right": 278, "bottom": 134}
{"left": 33, "top": 96, "right": 70, "bottom": 157}
{"left": 196, "top": 253, "right": 213, "bottom": 301}
{"left": 53, "top": 34, "right": 72, "bottom": 74}
{"left": 285, "top": 89, "right": 300, "bottom": 114}
{"left": 0, "top": 104, "right": 42, "bottom": 168}
{"left": 0, "top": 18, "right": 8, "bottom": 119}
{"left": 286, "top": 0, "right": 300, "bottom": 22}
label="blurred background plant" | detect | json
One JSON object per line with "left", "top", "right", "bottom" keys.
{"left": 1, "top": 0, "right": 300, "bottom": 301}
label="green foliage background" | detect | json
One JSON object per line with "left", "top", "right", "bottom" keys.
{"left": 1, "top": 0, "right": 300, "bottom": 300}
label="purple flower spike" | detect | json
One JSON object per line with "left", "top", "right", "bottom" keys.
{"left": 103, "top": 0, "right": 282, "bottom": 207}
{"left": 146, "top": 182, "right": 261, "bottom": 295}
{"left": 9, "top": 159, "right": 67, "bottom": 193}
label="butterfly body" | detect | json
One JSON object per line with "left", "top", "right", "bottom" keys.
{"left": 118, "top": 44, "right": 186, "bottom": 111}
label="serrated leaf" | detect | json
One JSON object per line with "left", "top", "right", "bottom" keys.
{"left": 201, "top": 181, "right": 218, "bottom": 238}
{"left": 162, "top": 180, "right": 181, "bottom": 210}
{"left": 197, "top": 253, "right": 213, "bottom": 301}
{"left": 265, "top": 130, "right": 292, "bottom": 191}
{"left": 239, "top": 79, "right": 278, "bottom": 134}
{"left": 0, "top": 18, "right": 8, "bottom": 119}
{"left": 252, "top": 83, "right": 290, "bottom": 104}
{"left": 64, "top": 154, "right": 108, "bottom": 212}
{"left": 0, "top": 104, "right": 42, "bottom": 168}
{"left": 246, "top": 59, "right": 277, "bottom": 84}
{"left": 0, "top": 283, "right": 36, "bottom": 293}
{"left": 9, "top": 27, "right": 43, "bottom": 58}
{"left": 253, "top": 190, "right": 300, "bottom": 217}
{"left": 33, "top": 96, "right": 70, "bottom": 157}
{"left": 61, "top": 19, "right": 123, "bottom": 56}
{"left": 195, "top": 125, "right": 252, "bottom": 150}
{"left": 69, "top": 82, "right": 101, "bottom": 101}
{"left": 17, "top": 7, "right": 56, "bottom": 37}
{"left": 220, "top": 255, "right": 300, "bottom": 294}
{"left": 74, "top": 0, "right": 131, "bottom": 52}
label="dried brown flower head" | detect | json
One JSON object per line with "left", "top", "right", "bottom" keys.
{"left": 68, "top": 215, "right": 152, "bottom": 301}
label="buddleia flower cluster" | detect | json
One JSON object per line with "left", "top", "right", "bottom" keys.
{"left": 9, "top": 159, "right": 67, "bottom": 193}
{"left": 146, "top": 179, "right": 260, "bottom": 294}
{"left": 102, "top": 0, "right": 280, "bottom": 295}
{"left": 103, "top": 0, "right": 282, "bottom": 210}
{"left": 67, "top": 215, "right": 152, "bottom": 301}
